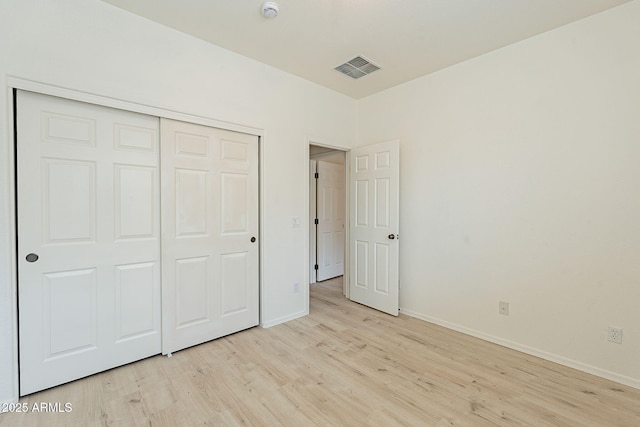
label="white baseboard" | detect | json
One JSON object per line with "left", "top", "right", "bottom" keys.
{"left": 261, "top": 309, "right": 308, "bottom": 329}
{"left": 400, "top": 307, "right": 640, "bottom": 391}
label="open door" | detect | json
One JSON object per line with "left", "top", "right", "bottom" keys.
{"left": 349, "top": 140, "right": 399, "bottom": 316}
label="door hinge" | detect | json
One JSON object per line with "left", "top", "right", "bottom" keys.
{"left": 314, "top": 218, "right": 319, "bottom": 225}
{"left": 314, "top": 264, "right": 319, "bottom": 270}
{"left": 314, "top": 172, "right": 319, "bottom": 179}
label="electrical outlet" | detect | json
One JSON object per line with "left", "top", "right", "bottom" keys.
{"left": 499, "top": 301, "right": 509, "bottom": 316}
{"left": 293, "top": 282, "right": 300, "bottom": 294}
{"left": 608, "top": 326, "right": 623, "bottom": 344}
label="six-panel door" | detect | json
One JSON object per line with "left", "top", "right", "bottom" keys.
{"left": 349, "top": 140, "right": 400, "bottom": 316}
{"left": 160, "top": 119, "right": 259, "bottom": 355}
{"left": 17, "top": 91, "right": 162, "bottom": 395}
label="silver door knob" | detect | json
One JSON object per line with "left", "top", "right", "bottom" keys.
{"left": 26, "top": 253, "right": 39, "bottom": 262}
{"left": 250, "top": 237, "right": 256, "bottom": 243}
{"left": 388, "top": 234, "right": 395, "bottom": 240}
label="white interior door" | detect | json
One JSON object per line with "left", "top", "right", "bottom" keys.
{"left": 349, "top": 140, "right": 400, "bottom": 316}
{"left": 316, "top": 160, "right": 345, "bottom": 281}
{"left": 161, "top": 118, "right": 259, "bottom": 354}
{"left": 17, "top": 90, "right": 161, "bottom": 395}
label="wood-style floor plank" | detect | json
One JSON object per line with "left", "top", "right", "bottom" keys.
{"left": 2, "top": 277, "right": 639, "bottom": 426}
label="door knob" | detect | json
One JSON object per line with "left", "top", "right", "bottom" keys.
{"left": 388, "top": 234, "right": 395, "bottom": 240}
{"left": 26, "top": 253, "right": 39, "bottom": 262}
{"left": 250, "top": 237, "right": 256, "bottom": 243}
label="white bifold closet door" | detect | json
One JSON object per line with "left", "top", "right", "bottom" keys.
{"left": 160, "top": 119, "right": 259, "bottom": 355}
{"left": 17, "top": 90, "right": 161, "bottom": 395}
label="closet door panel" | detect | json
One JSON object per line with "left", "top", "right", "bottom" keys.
{"left": 161, "top": 118, "right": 259, "bottom": 354}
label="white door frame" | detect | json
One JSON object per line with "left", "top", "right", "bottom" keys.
{"left": 5, "top": 77, "right": 265, "bottom": 402}
{"left": 307, "top": 140, "right": 350, "bottom": 298}
{"left": 309, "top": 159, "right": 317, "bottom": 284}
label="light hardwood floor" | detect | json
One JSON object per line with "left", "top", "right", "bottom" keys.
{"left": 2, "top": 277, "right": 639, "bottom": 426}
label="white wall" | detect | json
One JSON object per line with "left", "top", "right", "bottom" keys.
{"left": 0, "top": 0, "right": 356, "bottom": 402}
{"left": 358, "top": 1, "right": 640, "bottom": 388}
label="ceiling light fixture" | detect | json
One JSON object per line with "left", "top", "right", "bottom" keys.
{"left": 261, "top": 2, "right": 279, "bottom": 19}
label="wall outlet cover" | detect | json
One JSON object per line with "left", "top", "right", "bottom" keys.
{"left": 608, "top": 326, "right": 623, "bottom": 344}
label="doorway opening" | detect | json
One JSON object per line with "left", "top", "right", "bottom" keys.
{"left": 309, "top": 145, "right": 347, "bottom": 296}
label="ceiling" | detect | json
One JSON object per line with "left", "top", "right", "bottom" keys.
{"left": 100, "top": 0, "right": 631, "bottom": 99}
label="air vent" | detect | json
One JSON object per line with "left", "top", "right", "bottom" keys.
{"left": 334, "top": 56, "right": 381, "bottom": 80}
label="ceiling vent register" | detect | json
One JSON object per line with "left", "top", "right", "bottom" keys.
{"left": 334, "top": 56, "right": 381, "bottom": 79}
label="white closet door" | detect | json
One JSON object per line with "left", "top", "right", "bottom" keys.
{"left": 316, "top": 161, "right": 345, "bottom": 281}
{"left": 161, "top": 118, "right": 259, "bottom": 354}
{"left": 17, "top": 90, "right": 161, "bottom": 395}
